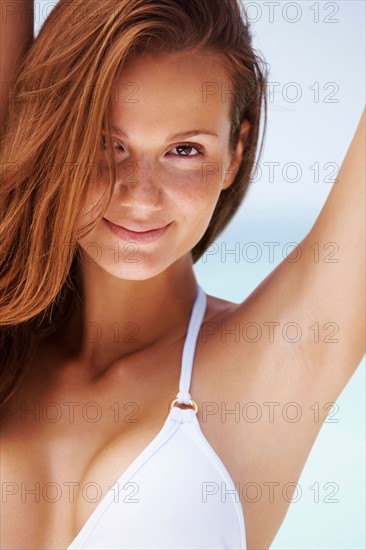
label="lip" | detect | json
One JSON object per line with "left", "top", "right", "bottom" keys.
{"left": 103, "top": 218, "right": 172, "bottom": 244}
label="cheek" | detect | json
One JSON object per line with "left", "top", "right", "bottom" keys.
{"left": 168, "top": 164, "right": 224, "bottom": 217}
{"left": 81, "top": 157, "right": 224, "bottom": 228}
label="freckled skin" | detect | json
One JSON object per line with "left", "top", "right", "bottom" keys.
{"left": 77, "top": 51, "right": 249, "bottom": 280}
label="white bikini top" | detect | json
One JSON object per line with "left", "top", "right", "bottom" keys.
{"left": 67, "top": 284, "right": 247, "bottom": 549}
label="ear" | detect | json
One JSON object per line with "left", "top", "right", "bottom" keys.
{"left": 221, "top": 119, "right": 250, "bottom": 190}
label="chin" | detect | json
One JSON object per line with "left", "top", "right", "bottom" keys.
{"left": 77, "top": 226, "right": 193, "bottom": 281}
{"left": 103, "top": 262, "right": 168, "bottom": 281}
{"left": 88, "top": 248, "right": 177, "bottom": 281}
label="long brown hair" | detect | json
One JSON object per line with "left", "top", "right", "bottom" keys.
{"left": 0, "top": 0, "right": 269, "bottom": 405}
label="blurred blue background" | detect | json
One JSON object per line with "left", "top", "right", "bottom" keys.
{"left": 34, "top": 1, "right": 365, "bottom": 547}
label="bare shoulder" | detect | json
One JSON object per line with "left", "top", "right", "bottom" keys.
{"left": 197, "top": 282, "right": 345, "bottom": 427}
{"left": 193, "top": 287, "right": 346, "bottom": 548}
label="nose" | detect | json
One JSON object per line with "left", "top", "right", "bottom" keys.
{"left": 114, "top": 156, "right": 163, "bottom": 210}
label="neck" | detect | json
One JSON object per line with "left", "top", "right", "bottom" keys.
{"left": 51, "top": 252, "right": 198, "bottom": 376}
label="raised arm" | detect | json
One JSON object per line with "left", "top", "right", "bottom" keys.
{"left": 297, "top": 107, "right": 366, "bottom": 377}
{"left": 232, "top": 106, "right": 365, "bottom": 401}
{"left": 0, "top": 0, "right": 34, "bottom": 131}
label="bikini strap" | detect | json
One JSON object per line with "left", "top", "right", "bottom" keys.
{"left": 175, "top": 284, "right": 207, "bottom": 406}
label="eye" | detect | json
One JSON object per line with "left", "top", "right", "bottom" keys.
{"left": 100, "top": 135, "right": 204, "bottom": 159}
{"left": 101, "top": 135, "right": 124, "bottom": 154}
{"left": 170, "top": 144, "right": 203, "bottom": 158}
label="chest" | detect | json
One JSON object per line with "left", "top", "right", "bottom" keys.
{"left": 0, "top": 335, "right": 212, "bottom": 545}
{"left": 0, "top": 321, "right": 325, "bottom": 549}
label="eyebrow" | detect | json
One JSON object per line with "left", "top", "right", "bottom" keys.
{"left": 110, "top": 126, "right": 218, "bottom": 140}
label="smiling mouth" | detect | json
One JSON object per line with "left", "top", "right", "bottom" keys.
{"left": 103, "top": 218, "right": 172, "bottom": 243}
{"left": 104, "top": 218, "right": 171, "bottom": 232}
{"left": 117, "top": 224, "right": 169, "bottom": 233}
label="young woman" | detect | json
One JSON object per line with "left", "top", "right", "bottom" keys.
{"left": 0, "top": 0, "right": 364, "bottom": 548}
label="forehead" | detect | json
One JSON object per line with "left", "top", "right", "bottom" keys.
{"left": 108, "top": 51, "right": 234, "bottom": 135}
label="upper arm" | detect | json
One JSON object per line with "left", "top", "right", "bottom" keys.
{"left": 233, "top": 107, "right": 365, "bottom": 393}
{"left": 0, "top": 0, "right": 34, "bottom": 131}
{"left": 296, "top": 107, "right": 366, "bottom": 378}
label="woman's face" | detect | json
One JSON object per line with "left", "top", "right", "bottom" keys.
{"left": 77, "top": 51, "right": 249, "bottom": 280}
